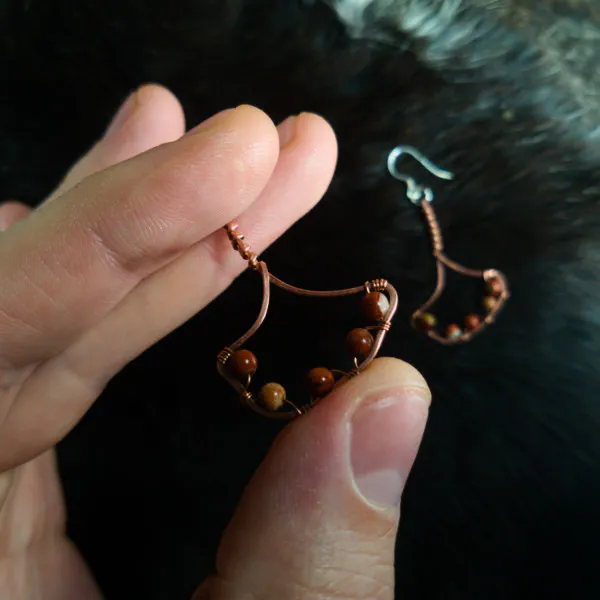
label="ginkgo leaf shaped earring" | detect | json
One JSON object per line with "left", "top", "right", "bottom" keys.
{"left": 387, "top": 145, "right": 509, "bottom": 344}
{"left": 216, "top": 222, "right": 398, "bottom": 420}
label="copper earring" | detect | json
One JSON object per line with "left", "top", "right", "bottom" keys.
{"left": 387, "top": 146, "right": 509, "bottom": 344}
{"left": 216, "top": 222, "right": 397, "bottom": 419}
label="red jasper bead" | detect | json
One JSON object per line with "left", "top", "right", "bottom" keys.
{"left": 464, "top": 314, "right": 482, "bottom": 331}
{"left": 486, "top": 277, "right": 503, "bottom": 297}
{"left": 346, "top": 328, "right": 375, "bottom": 359}
{"left": 307, "top": 367, "right": 335, "bottom": 397}
{"left": 360, "top": 292, "right": 390, "bottom": 322}
{"left": 227, "top": 349, "right": 258, "bottom": 382}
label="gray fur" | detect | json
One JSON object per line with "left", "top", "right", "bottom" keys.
{"left": 329, "top": 0, "right": 600, "bottom": 144}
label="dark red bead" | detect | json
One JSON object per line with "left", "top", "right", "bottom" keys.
{"left": 227, "top": 349, "right": 258, "bottom": 382}
{"left": 307, "top": 367, "right": 335, "bottom": 397}
{"left": 464, "top": 314, "right": 481, "bottom": 331}
{"left": 486, "top": 277, "right": 503, "bottom": 297}
{"left": 360, "top": 292, "right": 390, "bottom": 322}
{"left": 346, "top": 328, "right": 375, "bottom": 359}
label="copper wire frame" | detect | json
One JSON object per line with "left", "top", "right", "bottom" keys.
{"left": 217, "top": 223, "right": 398, "bottom": 420}
{"left": 387, "top": 146, "right": 510, "bottom": 345}
{"left": 411, "top": 200, "right": 510, "bottom": 345}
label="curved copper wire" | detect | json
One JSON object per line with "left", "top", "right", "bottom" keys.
{"left": 217, "top": 222, "right": 397, "bottom": 419}
{"left": 229, "top": 261, "right": 271, "bottom": 351}
{"left": 216, "top": 261, "right": 298, "bottom": 420}
{"left": 269, "top": 273, "right": 365, "bottom": 297}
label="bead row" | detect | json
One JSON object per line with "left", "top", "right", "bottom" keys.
{"left": 222, "top": 291, "right": 391, "bottom": 412}
{"left": 415, "top": 276, "right": 504, "bottom": 340}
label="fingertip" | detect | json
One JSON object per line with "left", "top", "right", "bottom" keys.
{"left": 219, "top": 104, "right": 281, "bottom": 151}
{"left": 348, "top": 356, "right": 431, "bottom": 407}
{"left": 188, "top": 105, "right": 279, "bottom": 139}
{"left": 134, "top": 83, "right": 187, "bottom": 139}
{"left": 226, "top": 105, "right": 282, "bottom": 177}
{"left": 104, "top": 82, "right": 186, "bottom": 151}
{"left": 148, "top": 105, "right": 281, "bottom": 215}
{"left": 295, "top": 112, "right": 338, "bottom": 152}
{"left": 286, "top": 112, "right": 338, "bottom": 176}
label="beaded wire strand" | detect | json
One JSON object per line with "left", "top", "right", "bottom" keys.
{"left": 387, "top": 145, "right": 510, "bottom": 344}
{"left": 216, "top": 222, "right": 398, "bottom": 420}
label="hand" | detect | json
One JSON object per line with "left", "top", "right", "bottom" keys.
{"left": 0, "top": 84, "right": 337, "bottom": 598}
{"left": 0, "top": 84, "right": 430, "bottom": 600}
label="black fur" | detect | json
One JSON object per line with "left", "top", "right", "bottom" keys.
{"left": 1, "top": 1, "right": 600, "bottom": 598}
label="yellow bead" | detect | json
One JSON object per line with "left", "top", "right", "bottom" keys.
{"left": 483, "top": 296, "right": 497, "bottom": 312}
{"left": 258, "top": 383, "right": 286, "bottom": 411}
{"left": 418, "top": 313, "right": 437, "bottom": 331}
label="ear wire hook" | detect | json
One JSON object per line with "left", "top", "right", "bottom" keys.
{"left": 386, "top": 145, "right": 455, "bottom": 205}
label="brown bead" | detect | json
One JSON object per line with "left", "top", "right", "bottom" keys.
{"left": 417, "top": 312, "right": 437, "bottom": 331}
{"left": 464, "top": 314, "right": 481, "bottom": 331}
{"left": 258, "top": 382, "right": 286, "bottom": 411}
{"left": 307, "top": 367, "right": 335, "bottom": 397}
{"left": 486, "top": 277, "right": 503, "bottom": 297}
{"left": 227, "top": 349, "right": 258, "bottom": 382}
{"left": 446, "top": 323, "right": 463, "bottom": 339}
{"left": 346, "top": 328, "right": 374, "bottom": 359}
{"left": 360, "top": 292, "right": 390, "bottom": 322}
{"left": 483, "top": 296, "right": 497, "bottom": 312}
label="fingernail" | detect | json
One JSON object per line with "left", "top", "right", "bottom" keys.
{"left": 350, "top": 388, "right": 429, "bottom": 507}
{"left": 186, "top": 108, "right": 234, "bottom": 136}
{"left": 105, "top": 90, "right": 140, "bottom": 136}
{"left": 277, "top": 115, "right": 297, "bottom": 148}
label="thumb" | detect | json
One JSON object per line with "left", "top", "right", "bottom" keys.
{"left": 195, "top": 357, "right": 430, "bottom": 600}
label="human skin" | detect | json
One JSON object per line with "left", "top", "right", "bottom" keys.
{"left": 0, "top": 84, "right": 430, "bottom": 600}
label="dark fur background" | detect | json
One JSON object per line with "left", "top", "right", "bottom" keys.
{"left": 1, "top": 0, "right": 600, "bottom": 598}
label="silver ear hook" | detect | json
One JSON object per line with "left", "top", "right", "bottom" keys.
{"left": 387, "top": 145, "right": 455, "bottom": 205}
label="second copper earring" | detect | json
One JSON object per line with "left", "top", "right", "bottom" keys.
{"left": 387, "top": 145, "right": 509, "bottom": 344}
